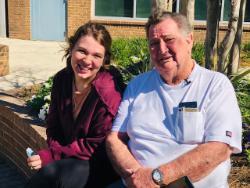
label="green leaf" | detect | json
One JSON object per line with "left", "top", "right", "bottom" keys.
{"left": 230, "top": 69, "right": 250, "bottom": 82}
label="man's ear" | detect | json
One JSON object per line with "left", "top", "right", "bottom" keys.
{"left": 186, "top": 32, "right": 193, "bottom": 45}
{"left": 186, "top": 32, "right": 194, "bottom": 52}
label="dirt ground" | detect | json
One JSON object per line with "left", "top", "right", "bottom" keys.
{"left": 229, "top": 155, "right": 250, "bottom": 188}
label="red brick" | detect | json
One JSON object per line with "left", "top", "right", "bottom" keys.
{"left": 0, "top": 95, "right": 46, "bottom": 178}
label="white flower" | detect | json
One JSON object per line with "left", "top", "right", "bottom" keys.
{"left": 44, "top": 82, "right": 51, "bottom": 89}
{"left": 130, "top": 56, "right": 141, "bottom": 63}
{"left": 44, "top": 95, "right": 51, "bottom": 101}
{"left": 30, "top": 95, "right": 36, "bottom": 101}
{"left": 38, "top": 103, "right": 50, "bottom": 120}
{"left": 43, "top": 103, "right": 50, "bottom": 109}
{"left": 38, "top": 108, "right": 46, "bottom": 120}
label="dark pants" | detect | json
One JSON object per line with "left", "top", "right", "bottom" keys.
{"left": 25, "top": 158, "right": 89, "bottom": 188}
{"left": 106, "top": 179, "right": 126, "bottom": 188}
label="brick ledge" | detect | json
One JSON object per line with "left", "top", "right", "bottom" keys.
{"left": 0, "top": 93, "right": 47, "bottom": 178}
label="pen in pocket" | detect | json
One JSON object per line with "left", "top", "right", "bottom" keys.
{"left": 179, "top": 107, "right": 199, "bottom": 112}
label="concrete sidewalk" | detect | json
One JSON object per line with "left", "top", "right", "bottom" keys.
{"left": 0, "top": 37, "right": 66, "bottom": 92}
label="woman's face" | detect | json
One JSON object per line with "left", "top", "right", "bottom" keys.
{"left": 71, "top": 35, "right": 105, "bottom": 81}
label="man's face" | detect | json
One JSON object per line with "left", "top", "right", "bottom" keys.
{"left": 148, "top": 18, "right": 193, "bottom": 83}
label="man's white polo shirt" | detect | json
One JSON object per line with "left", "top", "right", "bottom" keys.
{"left": 112, "top": 63, "right": 242, "bottom": 188}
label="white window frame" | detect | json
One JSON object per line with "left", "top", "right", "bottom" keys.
{"left": 175, "top": 0, "right": 249, "bottom": 25}
{"left": 219, "top": 0, "right": 250, "bottom": 25}
{"left": 91, "top": 0, "right": 149, "bottom": 21}
{"left": 91, "top": 0, "right": 250, "bottom": 24}
{"left": 174, "top": 0, "right": 207, "bottom": 24}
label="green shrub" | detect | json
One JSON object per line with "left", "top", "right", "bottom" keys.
{"left": 246, "top": 149, "right": 250, "bottom": 163}
{"left": 242, "top": 42, "right": 250, "bottom": 52}
{"left": 192, "top": 43, "right": 205, "bottom": 66}
{"left": 111, "top": 38, "right": 149, "bottom": 67}
{"left": 112, "top": 39, "right": 206, "bottom": 68}
{"left": 242, "top": 43, "right": 250, "bottom": 60}
{"left": 27, "top": 77, "right": 53, "bottom": 120}
{"left": 112, "top": 38, "right": 150, "bottom": 82}
{"left": 232, "top": 78, "right": 250, "bottom": 125}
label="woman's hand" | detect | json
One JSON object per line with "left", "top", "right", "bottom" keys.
{"left": 27, "top": 155, "right": 42, "bottom": 170}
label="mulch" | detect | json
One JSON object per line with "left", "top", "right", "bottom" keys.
{"left": 229, "top": 155, "right": 250, "bottom": 187}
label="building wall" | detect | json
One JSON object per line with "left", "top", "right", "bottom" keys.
{"left": 89, "top": 21, "right": 250, "bottom": 44}
{"left": 193, "top": 25, "right": 250, "bottom": 43}
{"left": 67, "top": 0, "right": 91, "bottom": 37}
{"left": 67, "top": 0, "right": 250, "bottom": 43}
{"left": 8, "top": 0, "right": 30, "bottom": 39}
{"left": 6, "top": 0, "right": 250, "bottom": 43}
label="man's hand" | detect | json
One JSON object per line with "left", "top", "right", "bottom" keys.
{"left": 125, "top": 167, "right": 160, "bottom": 188}
{"left": 27, "top": 155, "right": 42, "bottom": 170}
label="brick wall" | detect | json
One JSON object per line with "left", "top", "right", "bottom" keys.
{"left": 0, "top": 44, "right": 9, "bottom": 76}
{"left": 193, "top": 25, "right": 250, "bottom": 43}
{"left": 6, "top": 0, "right": 250, "bottom": 43}
{"left": 67, "top": 0, "right": 91, "bottom": 37}
{"left": 8, "top": 0, "right": 30, "bottom": 40}
{"left": 242, "top": 27, "right": 250, "bottom": 42}
{"left": 107, "top": 25, "right": 146, "bottom": 39}
{"left": 0, "top": 95, "right": 47, "bottom": 178}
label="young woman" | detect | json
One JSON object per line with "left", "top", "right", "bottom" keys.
{"left": 25, "top": 23, "right": 123, "bottom": 188}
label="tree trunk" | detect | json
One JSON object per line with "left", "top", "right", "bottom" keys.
{"left": 179, "top": 0, "right": 195, "bottom": 28}
{"left": 151, "top": 0, "right": 173, "bottom": 17}
{"left": 217, "top": 0, "right": 241, "bottom": 73}
{"left": 205, "top": 0, "right": 221, "bottom": 70}
{"left": 228, "top": 0, "right": 246, "bottom": 75}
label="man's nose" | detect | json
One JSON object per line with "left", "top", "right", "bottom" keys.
{"left": 159, "top": 40, "right": 168, "bottom": 54}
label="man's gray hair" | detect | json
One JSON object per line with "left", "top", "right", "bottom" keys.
{"left": 145, "top": 11, "right": 192, "bottom": 38}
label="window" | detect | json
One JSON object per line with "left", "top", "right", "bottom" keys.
{"left": 193, "top": 0, "right": 230, "bottom": 21}
{"left": 245, "top": 0, "right": 250, "bottom": 22}
{"left": 222, "top": 0, "right": 250, "bottom": 22}
{"left": 222, "top": 0, "right": 231, "bottom": 21}
{"left": 94, "top": 0, "right": 249, "bottom": 23}
{"left": 95, "top": 0, "right": 133, "bottom": 17}
{"left": 94, "top": 0, "right": 151, "bottom": 19}
{"left": 195, "top": 0, "right": 206, "bottom": 20}
{"left": 136, "top": 0, "right": 151, "bottom": 18}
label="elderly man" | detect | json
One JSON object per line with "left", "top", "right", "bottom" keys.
{"left": 106, "top": 12, "right": 242, "bottom": 188}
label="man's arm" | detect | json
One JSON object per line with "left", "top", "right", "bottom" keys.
{"left": 158, "top": 141, "right": 232, "bottom": 184}
{"left": 107, "top": 139, "right": 232, "bottom": 187}
{"left": 106, "top": 131, "right": 141, "bottom": 179}
{"left": 127, "top": 141, "right": 232, "bottom": 187}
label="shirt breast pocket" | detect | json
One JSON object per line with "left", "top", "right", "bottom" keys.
{"left": 175, "top": 110, "right": 204, "bottom": 144}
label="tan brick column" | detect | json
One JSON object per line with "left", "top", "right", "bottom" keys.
{"left": 67, "top": 0, "right": 91, "bottom": 37}
{"left": 8, "top": 0, "right": 30, "bottom": 40}
{"left": 0, "top": 44, "right": 9, "bottom": 76}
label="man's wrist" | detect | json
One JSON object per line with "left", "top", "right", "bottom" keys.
{"left": 152, "top": 168, "right": 166, "bottom": 186}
